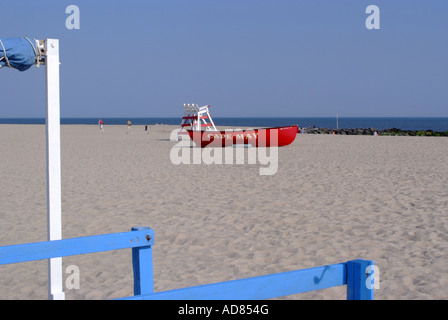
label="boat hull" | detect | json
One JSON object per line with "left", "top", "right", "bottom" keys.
{"left": 187, "top": 125, "right": 298, "bottom": 148}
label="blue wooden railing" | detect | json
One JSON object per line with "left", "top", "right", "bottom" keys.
{"left": 0, "top": 226, "right": 374, "bottom": 300}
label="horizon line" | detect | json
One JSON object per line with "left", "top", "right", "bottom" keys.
{"left": 1, "top": 116, "right": 448, "bottom": 119}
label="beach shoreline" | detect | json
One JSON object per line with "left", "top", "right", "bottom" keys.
{"left": 1, "top": 124, "right": 447, "bottom": 299}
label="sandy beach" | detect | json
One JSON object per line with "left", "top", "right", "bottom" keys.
{"left": 0, "top": 123, "right": 447, "bottom": 300}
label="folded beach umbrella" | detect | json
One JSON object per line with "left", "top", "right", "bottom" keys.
{"left": 0, "top": 37, "right": 38, "bottom": 71}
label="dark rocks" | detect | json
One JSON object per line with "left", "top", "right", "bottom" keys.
{"left": 299, "top": 127, "right": 448, "bottom": 137}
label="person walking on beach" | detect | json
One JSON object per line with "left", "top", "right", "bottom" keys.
{"left": 98, "top": 119, "right": 104, "bottom": 131}
{"left": 127, "top": 120, "right": 132, "bottom": 133}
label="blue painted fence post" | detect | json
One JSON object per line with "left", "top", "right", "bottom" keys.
{"left": 131, "top": 227, "right": 154, "bottom": 296}
{"left": 346, "top": 259, "right": 375, "bottom": 300}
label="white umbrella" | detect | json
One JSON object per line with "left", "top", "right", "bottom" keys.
{"left": 1, "top": 36, "right": 64, "bottom": 300}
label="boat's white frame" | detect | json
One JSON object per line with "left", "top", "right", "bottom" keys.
{"left": 177, "top": 104, "right": 217, "bottom": 139}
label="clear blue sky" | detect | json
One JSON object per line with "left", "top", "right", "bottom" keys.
{"left": 1, "top": 0, "right": 447, "bottom": 118}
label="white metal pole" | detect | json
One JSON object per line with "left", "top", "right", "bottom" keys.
{"left": 45, "top": 39, "right": 65, "bottom": 300}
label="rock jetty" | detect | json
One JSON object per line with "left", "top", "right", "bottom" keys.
{"left": 299, "top": 127, "right": 448, "bottom": 137}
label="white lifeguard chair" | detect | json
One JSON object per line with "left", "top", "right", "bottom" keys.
{"left": 177, "top": 103, "right": 217, "bottom": 139}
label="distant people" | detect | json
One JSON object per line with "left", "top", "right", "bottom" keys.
{"left": 98, "top": 119, "right": 104, "bottom": 131}
{"left": 127, "top": 120, "right": 132, "bottom": 133}
{"left": 145, "top": 124, "right": 148, "bottom": 132}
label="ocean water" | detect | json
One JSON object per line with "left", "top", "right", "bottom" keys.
{"left": 1, "top": 117, "right": 448, "bottom": 132}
